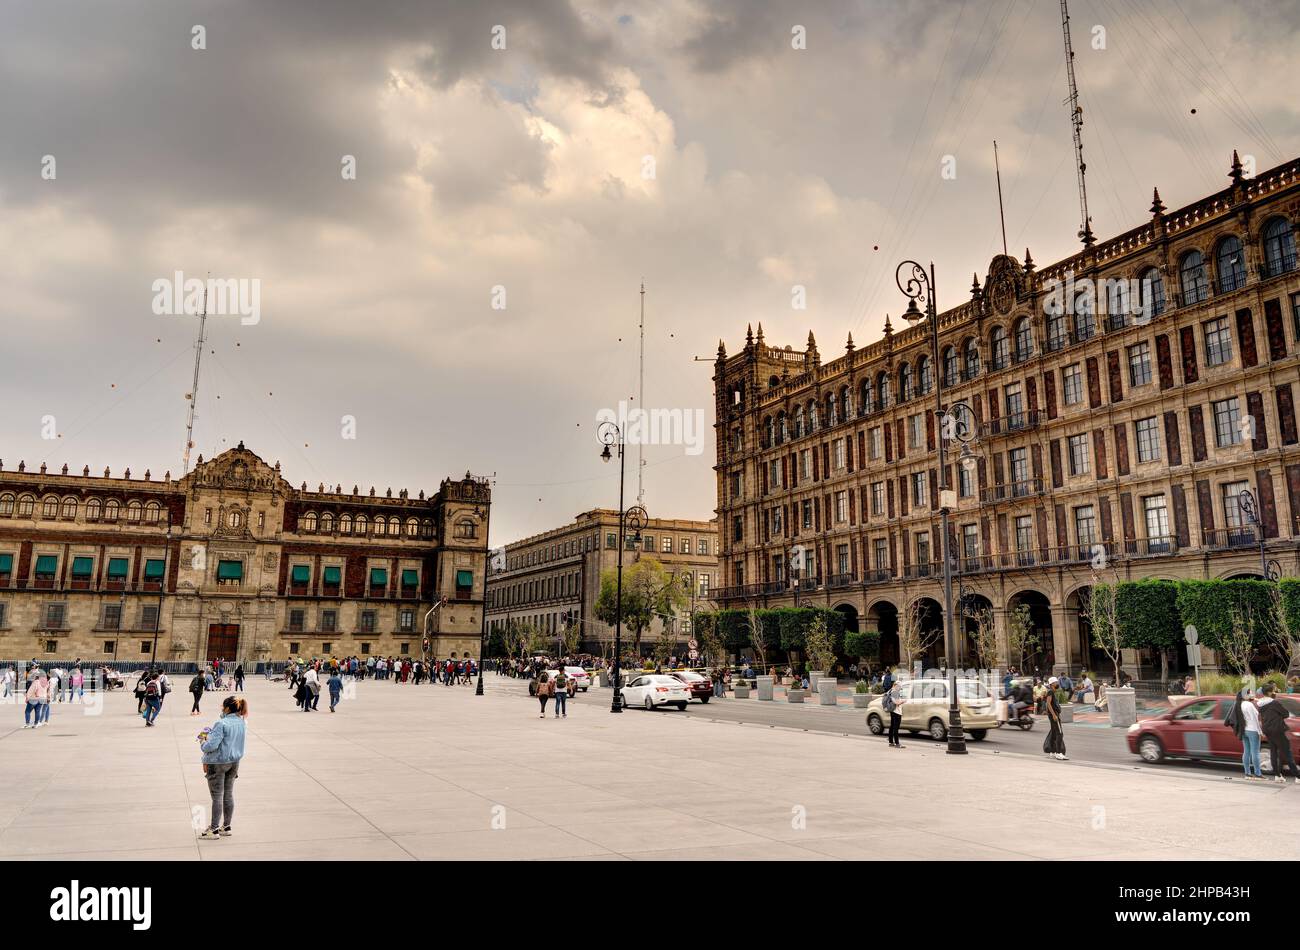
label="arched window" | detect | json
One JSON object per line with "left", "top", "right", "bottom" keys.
{"left": 61, "top": 497, "right": 77, "bottom": 519}
{"left": 374, "top": 516, "right": 387, "bottom": 536}
{"left": 103, "top": 499, "right": 119, "bottom": 521}
{"left": 764, "top": 415, "right": 775, "bottom": 445}
{"left": 1215, "top": 235, "right": 1245, "bottom": 293}
{"left": 898, "top": 363, "right": 913, "bottom": 402}
{"left": 824, "top": 393, "right": 837, "bottom": 426}
{"left": 794, "top": 406, "right": 806, "bottom": 437}
{"left": 85, "top": 498, "right": 101, "bottom": 521}
{"left": 839, "top": 385, "right": 851, "bottom": 419}
{"left": 1046, "top": 311, "right": 1066, "bottom": 351}
{"left": 406, "top": 517, "right": 419, "bottom": 537}
{"left": 355, "top": 514, "right": 368, "bottom": 535}
{"left": 228, "top": 510, "right": 242, "bottom": 528}
{"left": 1139, "top": 267, "right": 1165, "bottom": 319}
{"left": 990, "top": 327, "right": 1009, "bottom": 369}
{"left": 145, "top": 502, "right": 161, "bottom": 523}
{"left": 963, "top": 339, "right": 980, "bottom": 378}
{"left": 320, "top": 512, "right": 334, "bottom": 533}
{"left": 422, "top": 519, "right": 434, "bottom": 538}
{"left": 917, "top": 356, "right": 933, "bottom": 394}
{"left": 1013, "top": 317, "right": 1033, "bottom": 361}
{"left": 339, "top": 514, "right": 352, "bottom": 534}
{"left": 808, "top": 399, "right": 819, "bottom": 430}
{"left": 941, "top": 346, "right": 958, "bottom": 387}
{"left": 777, "top": 411, "right": 788, "bottom": 443}
{"left": 42, "top": 496, "right": 58, "bottom": 519}
{"left": 859, "top": 380, "right": 872, "bottom": 415}
{"left": 127, "top": 501, "right": 143, "bottom": 522}
{"left": 1262, "top": 218, "right": 1296, "bottom": 278}
{"left": 875, "top": 372, "right": 890, "bottom": 408}
{"left": 1179, "top": 249, "right": 1208, "bottom": 304}
{"left": 302, "top": 512, "right": 318, "bottom": 533}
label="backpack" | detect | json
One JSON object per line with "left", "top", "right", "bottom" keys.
{"left": 145, "top": 679, "right": 160, "bottom": 698}
{"left": 882, "top": 692, "right": 896, "bottom": 713}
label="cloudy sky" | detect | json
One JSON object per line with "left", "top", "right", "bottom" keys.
{"left": 1, "top": 0, "right": 1296, "bottom": 546}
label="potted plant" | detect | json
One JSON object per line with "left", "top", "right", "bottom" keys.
{"left": 732, "top": 677, "right": 750, "bottom": 699}
{"left": 787, "top": 681, "right": 807, "bottom": 703}
{"left": 853, "top": 680, "right": 872, "bottom": 708}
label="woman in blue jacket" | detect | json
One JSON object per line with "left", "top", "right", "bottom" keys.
{"left": 199, "top": 695, "right": 247, "bottom": 840}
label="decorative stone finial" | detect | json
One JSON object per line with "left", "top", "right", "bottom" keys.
{"left": 144, "top": 469, "right": 150, "bottom": 480}
{"left": 369, "top": 487, "right": 376, "bottom": 497}
{"left": 83, "top": 466, "right": 90, "bottom": 477}
{"left": 352, "top": 485, "right": 358, "bottom": 495}
{"left": 755, "top": 322, "right": 764, "bottom": 346}
{"left": 18, "top": 461, "right": 25, "bottom": 473}
{"left": 386, "top": 488, "right": 393, "bottom": 498}
{"left": 123, "top": 467, "right": 130, "bottom": 479}
{"left": 419, "top": 490, "right": 425, "bottom": 500}
{"left": 39, "top": 462, "right": 47, "bottom": 475}
{"left": 61, "top": 464, "right": 68, "bottom": 475}
{"left": 716, "top": 339, "right": 726, "bottom": 361}
{"left": 1149, "top": 187, "right": 1166, "bottom": 216}
{"left": 318, "top": 483, "right": 325, "bottom": 493}
{"left": 1229, "top": 149, "right": 1244, "bottom": 183}
{"left": 1023, "top": 248, "right": 1035, "bottom": 277}
{"left": 846, "top": 332, "right": 855, "bottom": 354}
{"left": 103, "top": 466, "right": 109, "bottom": 477}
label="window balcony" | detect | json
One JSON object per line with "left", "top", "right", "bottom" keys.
{"left": 827, "top": 573, "right": 855, "bottom": 590}
{"left": 979, "top": 411, "right": 1040, "bottom": 439}
{"left": 1125, "top": 536, "right": 1178, "bottom": 558}
{"left": 796, "top": 576, "right": 821, "bottom": 592}
{"left": 867, "top": 568, "right": 893, "bottom": 583}
{"left": 1216, "top": 272, "right": 1247, "bottom": 295}
{"left": 979, "top": 477, "right": 1045, "bottom": 504}
{"left": 1202, "top": 527, "right": 1257, "bottom": 550}
{"left": 958, "top": 555, "right": 993, "bottom": 574}
{"left": 1260, "top": 253, "right": 1297, "bottom": 280}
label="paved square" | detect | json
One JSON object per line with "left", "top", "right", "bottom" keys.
{"left": 0, "top": 675, "right": 1294, "bottom": 861}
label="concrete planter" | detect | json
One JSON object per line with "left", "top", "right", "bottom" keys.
{"left": 756, "top": 675, "right": 774, "bottom": 701}
{"left": 732, "top": 684, "right": 750, "bottom": 699}
{"left": 817, "top": 679, "right": 838, "bottom": 705}
{"left": 597, "top": 670, "right": 610, "bottom": 688}
{"left": 787, "top": 688, "right": 807, "bottom": 703}
{"left": 1106, "top": 686, "right": 1137, "bottom": 728}
{"left": 852, "top": 693, "right": 872, "bottom": 709}
{"left": 1058, "top": 704, "right": 1074, "bottom": 724}
{"left": 809, "top": 671, "right": 826, "bottom": 690}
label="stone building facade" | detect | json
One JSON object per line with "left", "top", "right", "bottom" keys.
{"left": 0, "top": 444, "right": 490, "bottom": 666}
{"left": 713, "top": 154, "right": 1300, "bottom": 677}
{"left": 485, "top": 509, "right": 718, "bottom": 654}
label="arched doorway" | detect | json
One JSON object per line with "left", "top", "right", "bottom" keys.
{"left": 958, "top": 592, "right": 995, "bottom": 668}
{"left": 833, "top": 603, "right": 859, "bottom": 673}
{"left": 868, "top": 600, "right": 899, "bottom": 668}
{"left": 905, "top": 597, "right": 945, "bottom": 672}
{"left": 1007, "top": 589, "right": 1052, "bottom": 675}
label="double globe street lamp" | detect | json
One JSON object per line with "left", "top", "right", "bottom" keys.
{"left": 599, "top": 420, "right": 648, "bottom": 713}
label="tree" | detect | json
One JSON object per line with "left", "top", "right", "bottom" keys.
{"left": 1085, "top": 582, "right": 1123, "bottom": 684}
{"left": 593, "top": 558, "right": 686, "bottom": 657}
{"left": 898, "top": 599, "right": 941, "bottom": 669}
{"left": 967, "top": 605, "right": 999, "bottom": 669}
{"left": 1114, "top": 579, "right": 1181, "bottom": 684}
{"left": 560, "top": 622, "right": 581, "bottom": 658}
{"left": 694, "top": 611, "right": 724, "bottom": 668}
{"left": 1004, "top": 603, "right": 1038, "bottom": 673}
{"left": 717, "top": 609, "right": 750, "bottom": 661}
{"left": 804, "top": 615, "right": 837, "bottom": 673}
{"left": 844, "top": 629, "right": 881, "bottom": 677}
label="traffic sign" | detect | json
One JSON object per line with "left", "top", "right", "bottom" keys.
{"left": 688, "top": 639, "right": 698, "bottom": 651}
{"left": 1184, "top": 625, "right": 1198, "bottom": 645}
{"left": 1186, "top": 644, "right": 1201, "bottom": 666}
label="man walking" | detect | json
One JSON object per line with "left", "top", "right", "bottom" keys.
{"left": 1259, "top": 684, "right": 1299, "bottom": 783}
{"left": 328, "top": 668, "right": 343, "bottom": 712}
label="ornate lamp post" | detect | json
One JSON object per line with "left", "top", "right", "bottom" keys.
{"left": 1236, "top": 489, "right": 1274, "bottom": 580}
{"left": 471, "top": 482, "right": 494, "bottom": 697}
{"left": 897, "top": 259, "right": 970, "bottom": 755}
{"left": 599, "top": 420, "right": 647, "bottom": 713}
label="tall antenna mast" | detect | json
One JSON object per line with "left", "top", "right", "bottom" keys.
{"left": 637, "top": 280, "right": 645, "bottom": 506}
{"left": 182, "top": 278, "right": 209, "bottom": 476}
{"left": 993, "top": 140, "right": 1008, "bottom": 256}
{"left": 1059, "top": 0, "right": 1095, "bottom": 247}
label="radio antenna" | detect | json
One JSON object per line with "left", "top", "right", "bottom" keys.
{"left": 1060, "top": 0, "right": 1095, "bottom": 247}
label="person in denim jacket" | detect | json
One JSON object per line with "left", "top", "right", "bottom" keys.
{"left": 199, "top": 696, "right": 247, "bottom": 839}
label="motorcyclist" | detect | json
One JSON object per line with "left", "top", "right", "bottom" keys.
{"left": 1008, "top": 680, "right": 1032, "bottom": 722}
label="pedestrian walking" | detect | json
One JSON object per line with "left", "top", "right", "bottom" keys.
{"left": 69, "top": 667, "right": 84, "bottom": 703}
{"left": 328, "top": 670, "right": 343, "bottom": 712}
{"left": 142, "top": 673, "right": 163, "bottom": 726}
{"left": 1043, "top": 677, "right": 1068, "bottom": 760}
{"left": 189, "top": 670, "right": 206, "bottom": 716}
{"left": 198, "top": 696, "right": 248, "bottom": 840}
{"left": 1, "top": 665, "right": 14, "bottom": 699}
{"left": 24, "top": 673, "right": 49, "bottom": 728}
{"left": 554, "top": 669, "right": 569, "bottom": 718}
{"left": 234, "top": 664, "right": 244, "bottom": 691}
{"left": 884, "top": 680, "right": 905, "bottom": 747}
{"left": 537, "top": 672, "right": 553, "bottom": 718}
{"left": 1259, "top": 684, "right": 1300, "bottom": 783}
{"left": 1227, "top": 688, "right": 1263, "bottom": 779}
{"left": 134, "top": 670, "right": 149, "bottom": 713}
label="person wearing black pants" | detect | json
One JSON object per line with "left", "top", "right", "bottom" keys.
{"left": 884, "top": 682, "right": 905, "bottom": 748}
{"left": 1260, "top": 684, "right": 1300, "bottom": 782}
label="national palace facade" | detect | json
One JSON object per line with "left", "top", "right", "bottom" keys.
{"left": 0, "top": 443, "right": 491, "bottom": 666}
{"left": 713, "top": 153, "right": 1300, "bottom": 677}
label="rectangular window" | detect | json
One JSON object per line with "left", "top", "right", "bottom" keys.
{"left": 216, "top": 560, "right": 243, "bottom": 584}
{"left": 1067, "top": 434, "right": 1090, "bottom": 476}
{"left": 1135, "top": 416, "right": 1161, "bottom": 462}
{"left": 680, "top": 538, "right": 690, "bottom": 554}
{"left": 958, "top": 464, "right": 973, "bottom": 498}
{"left": 772, "top": 507, "right": 783, "bottom": 535}
{"left": 107, "top": 557, "right": 129, "bottom": 581}
{"left": 871, "top": 482, "right": 885, "bottom": 516}
{"left": 1074, "top": 506, "right": 1097, "bottom": 549}
{"left": 288, "top": 609, "right": 305, "bottom": 632}
{"left": 45, "top": 603, "right": 66, "bottom": 629}
{"left": 290, "top": 564, "right": 311, "bottom": 586}
{"left": 874, "top": 538, "right": 888, "bottom": 574}
{"left": 399, "top": 609, "right": 415, "bottom": 633}
{"left": 0, "top": 553, "right": 11, "bottom": 580}
{"left": 1203, "top": 317, "right": 1232, "bottom": 366}
{"left": 360, "top": 610, "right": 376, "bottom": 634}
{"left": 802, "top": 500, "right": 813, "bottom": 529}
{"left": 321, "top": 642, "right": 332, "bottom": 655}
{"left": 606, "top": 533, "right": 616, "bottom": 549}
{"left": 1009, "top": 447, "right": 1028, "bottom": 486}
{"left": 1212, "top": 397, "right": 1243, "bottom": 448}
{"left": 835, "top": 491, "right": 848, "bottom": 523}
{"left": 401, "top": 568, "right": 419, "bottom": 591}
{"left": 1127, "top": 342, "right": 1152, "bottom": 387}
{"left": 697, "top": 539, "right": 708, "bottom": 555}
{"left": 103, "top": 604, "right": 122, "bottom": 630}
{"left": 911, "top": 471, "right": 927, "bottom": 508}
{"left": 321, "top": 610, "right": 337, "bottom": 633}
{"left": 962, "top": 524, "right": 979, "bottom": 564}
{"left": 1063, "top": 364, "right": 1083, "bottom": 406}
{"left": 141, "top": 605, "right": 158, "bottom": 629}
{"left": 456, "top": 569, "right": 474, "bottom": 590}
{"left": 801, "top": 449, "right": 812, "bottom": 479}
{"left": 698, "top": 573, "right": 710, "bottom": 596}
{"left": 143, "top": 558, "right": 165, "bottom": 581}
{"left": 836, "top": 544, "right": 850, "bottom": 576}
{"left": 323, "top": 565, "right": 341, "bottom": 590}
{"left": 34, "top": 555, "right": 58, "bottom": 580}
{"left": 833, "top": 438, "right": 846, "bottom": 470}
{"left": 868, "top": 429, "right": 882, "bottom": 460}
{"left": 102, "top": 640, "right": 114, "bottom": 654}
{"left": 732, "top": 516, "right": 744, "bottom": 542}
{"left": 662, "top": 537, "right": 672, "bottom": 553}
{"left": 1015, "top": 516, "right": 1034, "bottom": 560}
{"left": 1004, "top": 383, "right": 1024, "bottom": 419}
{"left": 71, "top": 556, "right": 93, "bottom": 580}
{"left": 915, "top": 532, "right": 931, "bottom": 569}
{"left": 1143, "top": 495, "right": 1170, "bottom": 548}
{"left": 907, "top": 414, "right": 923, "bottom": 450}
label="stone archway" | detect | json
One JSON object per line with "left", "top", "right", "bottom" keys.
{"left": 833, "top": 603, "right": 860, "bottom": 674}
{"left": 1007, "top": 589, "right": 1053, "bottom": 675}
{"left": 867, "top": 600, "right": 899, "bottom": 668}
{"left": 906, "top": 596, "right": 945, "bottom": 671}
{"left": 958, "top": 592, "right": 995, "bottom": 668}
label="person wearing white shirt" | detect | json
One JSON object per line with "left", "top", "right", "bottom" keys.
{"left": 1238, "top": 692, "right": 1263, "bottom": 779}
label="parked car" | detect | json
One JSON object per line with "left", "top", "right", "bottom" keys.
{"left": 562, "top": 666, "right": 591, "bottom": 692}
{"left": 1126, "top": 694, "right": 1300, "bottom": 766}
{"left": 669, "top": 669, "right": 712, "bottom": 703}
{"left": 619, "top": 674, "right": 690, "bottom": 711}
{"left": 864, "top": 678, "right": 1000, "bottom": 741}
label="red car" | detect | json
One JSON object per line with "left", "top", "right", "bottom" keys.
{"left": 669, "top": 670, "right": 713, "bottom": 703}
{"left": 1126, "top": 694, "right": 1300, "bottom": 766}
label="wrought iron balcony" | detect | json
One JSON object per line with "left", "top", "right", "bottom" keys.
{"left": 979, "top": 411, "right": 1040, "bottom": 438}
{"left": 827, "top": 573, "right": 855, "bottom": 590}
{"left": 1202, "top": 527, "right": 1258, "bottom": 550}
{"left": 1124, "top": 536, "right": 1178, "bottom": 558}
{"left": 979, "top": 477, "right": 1045, "bottom": 504}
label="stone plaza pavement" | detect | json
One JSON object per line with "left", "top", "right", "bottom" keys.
{"left": 0, "top": 674, "right": 1294, "bottom": 861}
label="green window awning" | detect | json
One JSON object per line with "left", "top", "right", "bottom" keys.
{"left": 107, "top": 558, "right": 129, "bottom": 579}
{"left": 35, "top": 555, "right": 58, "bottom": 575}
{"left": 143, "top": 559, "right": 165, "bottom": 580}
{"left": 291, "top": 564, "right": 311, "bottom": 584}
{"left": 401, "top": 569, "right": 419, "bottom": 587}
{"left": 0, "top": 554, "right": 12, "bottom": 573}
{"left": 323, "top": 566, "right": 341, "bottom": 585}
{"left": 369, "top": 568, "right": 387, "bottom": 586}
{"left": 71, "top": 556, "right": 94, "bottom": 578}
{"left": 216, "top": 560, "right": 243, "bottom": 581}
{"left": 456, "top": 569, "right": 473, "bottom": 588}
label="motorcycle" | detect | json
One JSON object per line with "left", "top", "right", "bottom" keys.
{"left": 1003, "top": 703, "right": 1035, "bottom": 730}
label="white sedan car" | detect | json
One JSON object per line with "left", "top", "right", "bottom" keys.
{"left": 563, "top": 667, "right": 591, "bottom": 692}
{"left": 619, "top": 674, "right": 690, "bottom": 711}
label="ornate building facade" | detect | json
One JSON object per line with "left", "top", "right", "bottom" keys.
{"left": 485, "top": 509, "right": 718, "bottom": 653}
{"left": 0, "top": 444, "right": 490, "bottom": 665}
{"left": 713, "top": 154, "right": 1300, "bottom": 676}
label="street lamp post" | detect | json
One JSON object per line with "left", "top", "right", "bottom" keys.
{"left": 599, "top": 421, "right": 647, "bottom": 713}
{"left": 472, "top": 484, "right": 494, "bottom": 697}
{"left": 1236, "top": 489, "right": 1274, "bottom": 579}
{"left": 150, "top": 512, "right": 172, "bottom": 674}
{"left": 897, "top": 259, "right": 969, "bottom": 755}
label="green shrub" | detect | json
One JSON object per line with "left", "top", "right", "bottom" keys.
{"left": 1198, "top": 672, "right": 1242, "bottom": 696}
{"left": 854, "top": 680, "right": 870, "bottom": 694}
